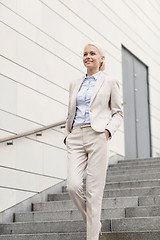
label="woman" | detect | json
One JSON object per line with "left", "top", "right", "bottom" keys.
{"left": 64, "top": 42, "right": 123, "bottom": 240}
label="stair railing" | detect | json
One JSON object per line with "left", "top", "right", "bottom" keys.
{"left": 0, "top": 120, "right": 66, "bottom": 145}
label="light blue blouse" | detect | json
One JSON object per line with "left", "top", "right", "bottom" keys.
{"left": 73, "top": 71, "right": 101, "bottom": 127}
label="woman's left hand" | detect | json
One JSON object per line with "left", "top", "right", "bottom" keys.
{"left": 104, "top": 129, "right": 110, "bottom": 141}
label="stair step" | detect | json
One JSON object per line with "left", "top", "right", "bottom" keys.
{"left": 117, "top": 157, "right": 160, "bottom": 164}
{"left": 0, "top": 219, "right": 110, "bottom": 235}
{"left": 107, "top": 172, "right": 160, "bottom": 182}
{"left": 114, "top": 159, "right": 160, "bottom": 167}
{"left": 1, "top": 217, "right": 160, "bottom": 234}
{"left": 0, "top": 231, "right": 160, "bottom": 240}
{"left": 111, "top": 216, "right": 160, "bottom": 231}
{"left": 14, "top": 207, "right": 125, "bottom": 222}
{"left": 62, "top": 179, "right": 160, "bottom": 193}
{"left": 15, "top": 204, "right": 160, "bottom": 222}
{"left": 126, "top": 205, "right": 160, "bottom": 217}
{"left": 1, "top": 231, "right": 160, "bottom": 240}
{"left": 103, "top": 186, "right": 160, "bottom": 198}
{"left": 16, "top": 202, "right": 160, "bottom": 222}
{"left": 108, "top": 163, "right": 160, "bottom": 171}
{"left": 105, "top": 179, "right": 160, "bottom": 189}
{"left": 49, "top": 186, "right": 160, "bottom": 201}
{"left": 83, "top": 170, "right": 160, "bottom": 183}
{"left": 33, "top": 196, "right": 138, "bottom": 211}
{"left": 82, "top": 172, "right": 160, "bottom": 183}
{"left": 0, "top": 233, "right": 86, "bottom": 240}
{"left": 102, "top": 231, "right": 160, "bottom": 240}
{"left": 107, "top": 168, "right": 160, "bottom": 176}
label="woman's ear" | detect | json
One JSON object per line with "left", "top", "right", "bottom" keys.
{"left": 101, "top": 56, "right": 104, "bottom": 62}
{"left": 99, "top": 56, "right": 104, "bottom": 69}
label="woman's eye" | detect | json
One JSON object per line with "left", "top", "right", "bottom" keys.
{"left": 91, "top": 52, "right": 95, "bottom": 55}
{"left": 84, "top": 53, "right": 87, "bottom": 56}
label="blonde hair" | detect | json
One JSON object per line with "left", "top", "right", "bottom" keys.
{"left": 84, "top": 41, "right": 106, "bottom": 71}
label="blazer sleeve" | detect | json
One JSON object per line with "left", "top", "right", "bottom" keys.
{"left": 64, "top": 81, "right": 73, "bottom": 144}
{"left": 105, "top": 79, "right": 123, "bottom": 138}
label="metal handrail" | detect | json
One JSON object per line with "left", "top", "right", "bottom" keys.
{"left": 0, "top": 120, "right": 66, "bottom": 144}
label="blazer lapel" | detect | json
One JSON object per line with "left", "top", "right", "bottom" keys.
{"left": 90, "top": 72, "right": 105, "bottom": 106}
{"left": 71, "top": 76, "right": 84, "bottom": 113}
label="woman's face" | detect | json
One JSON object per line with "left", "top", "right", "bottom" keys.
{"left": 83, "top": 45, "right": 104, "bottom": 71}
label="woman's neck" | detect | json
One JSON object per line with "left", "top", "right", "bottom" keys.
{"left": 86, "top": 69, "right": 100, "bottom": 77}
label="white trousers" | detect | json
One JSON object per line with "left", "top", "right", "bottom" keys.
{"left": 66, "top": 127, "right": 109, "bottom": 240}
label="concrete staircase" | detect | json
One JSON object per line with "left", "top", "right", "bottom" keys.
{"left": 1, "top": 157, "right": 160, "bottom": 239}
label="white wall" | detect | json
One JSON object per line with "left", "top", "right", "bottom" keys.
{"left": 0, "top": 0, "right": 160, "bottom": 212}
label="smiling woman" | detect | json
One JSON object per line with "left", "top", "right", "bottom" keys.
{"left": 83, "top": 42, "right": 106, "bottom": 74}
{"left": 64, "top": 41, "right": 123, "bottom": 240}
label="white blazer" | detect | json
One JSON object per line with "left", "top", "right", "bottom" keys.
{"left": 64, "top": 71, "right": 123, "bottom": 142}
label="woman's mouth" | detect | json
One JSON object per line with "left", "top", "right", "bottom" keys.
{"left": 85, "top": 61, "right": 92, "bottom": 64}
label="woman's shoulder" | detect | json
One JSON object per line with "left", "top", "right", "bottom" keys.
{"left": 102, "top": 72, "right": 120, "bottom": 85}
{"left": 102, "top": 71, "right": 116, "bottom": 80}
